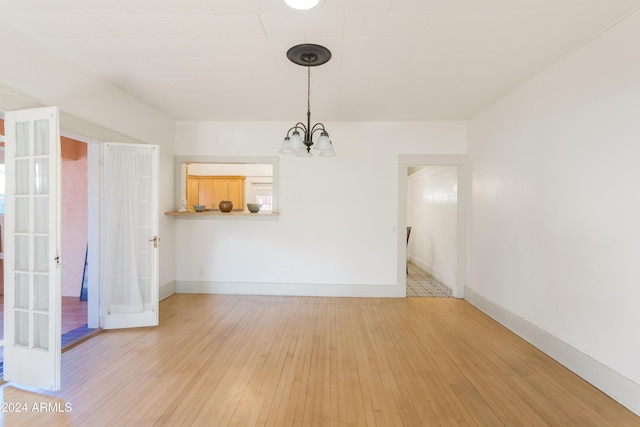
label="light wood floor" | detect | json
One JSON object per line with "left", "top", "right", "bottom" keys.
{"left": 1, "top": 294, "right": 638, "bottom": 426}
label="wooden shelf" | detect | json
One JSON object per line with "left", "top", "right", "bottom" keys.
{"left": 165, "top": 211, "right": 279, "bottom": 217}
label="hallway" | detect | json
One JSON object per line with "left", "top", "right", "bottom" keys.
{"left": 406, "top": 261, "right": 453, "bottom": 297}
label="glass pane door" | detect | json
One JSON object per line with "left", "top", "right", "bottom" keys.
{"left": 3, "top": 107, "right": 61, "bottom": 391}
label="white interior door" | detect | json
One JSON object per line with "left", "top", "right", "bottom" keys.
{"left": 101, "top": 143, "right": 159, "bottom": 329}
{"left": 3, "top": 107, "right": 61, "bottom": 391}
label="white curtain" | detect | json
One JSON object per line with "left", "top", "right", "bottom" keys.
{"left": 102, "top": 144, "right": 153, "bottom": 313}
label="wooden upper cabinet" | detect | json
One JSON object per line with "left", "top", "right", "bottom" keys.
{"left": 186, "top": 177, "right": 200, "bottom": 208}
{"left": 186, "top": 175, "right": 245, "bottom": 210}
{"left": 227, "top": 179, "right": 244, "bottom": 209}
{"left": 212, "top": 179, "right": 228, "bottom": 207}
{"left": 199, "top": 178, "right": 216, "bottom": 208}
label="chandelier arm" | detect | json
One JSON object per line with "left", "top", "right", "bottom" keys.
{"left": 309, "top": 126, "right": 327, "bottom": 146}
{"left": 286, "top": 123, "right": 308, "bottom": 137}
{"left": 310, "top": 123, "right": 327, "bottom": 134}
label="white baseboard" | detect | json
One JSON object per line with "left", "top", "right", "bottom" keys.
{"left": 410, "top": 256, "right": 455, "bottom": 290}
{"left": 175, "top": 281, "right": 400, "bottom": 298}
{"left": 159, "top": 281, "right": 176, "bottom": 301}
{"left": 465, "top": 286, "right": 640, "bottom": 417}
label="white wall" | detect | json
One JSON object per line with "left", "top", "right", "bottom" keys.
{"left": 467, "top": 10, "right": 640, "bottom": 414}
{"left": 174, "top": 121, "right": 466, "bottom": 296}
{"left": 407, "top": 166, "right": 457, "bottom": 288}
{"left": 0, "top": 21, "right": 176, "bottom": 293}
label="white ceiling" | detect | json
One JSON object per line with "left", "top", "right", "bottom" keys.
{"left": 0, "top": 0, "right": 638, "bottom": 121}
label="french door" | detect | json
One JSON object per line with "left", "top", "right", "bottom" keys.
{"left": 101, "top": 143, "right": 159, "bottom": 329}
{"left": 3, "top": 107, "right": 62, "bottom": 390}
{"left": 3, "top": 110, "right": 160, "bottom": 391}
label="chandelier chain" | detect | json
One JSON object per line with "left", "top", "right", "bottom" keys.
{"left": 307, "top": 65, "right": 311, "bottom": 114}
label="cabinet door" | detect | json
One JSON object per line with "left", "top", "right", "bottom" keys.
{"left": 212, "top": 179, "right": 228, "bottom": 208}
{"left": 199, "top": 178, "right": 216, "bottom": 208}
{"left": 228, "top": 179, "right": 244, "bottom": 210}
{"left": 186, "top": 177, "right": 199, "bottom": 208}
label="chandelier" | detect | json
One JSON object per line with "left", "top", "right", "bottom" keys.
{"left": 278, "top": 43, "right": 336, "bottom": 158}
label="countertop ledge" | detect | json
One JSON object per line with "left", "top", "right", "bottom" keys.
{"left": 165, "top": 211, "right": 279, "bottom": 217}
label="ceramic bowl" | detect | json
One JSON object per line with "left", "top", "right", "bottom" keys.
{"left": 247, "top": 203, "right": 262, "bottom": 213}
{"left": 192, "top": 205, "right": 206, "bottom": 212}
{"left": 219, "top": 200, "right": 233, "bottom": 212}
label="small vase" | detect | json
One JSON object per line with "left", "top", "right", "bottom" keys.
{"left": 219, "top": 200, "right": 233, "bottom": 212}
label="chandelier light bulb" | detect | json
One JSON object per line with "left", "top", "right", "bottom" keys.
{"left": 289, "top": 131, "right": 305, "bottom": 152}
{"left": 313, "top": 131, "right": 331, "bottom": 151}
{"left": 278, "top": 137, "right": 295, "bottom": 154}
{"left": 284, "top": 0, "right": 323, "bottom": 11}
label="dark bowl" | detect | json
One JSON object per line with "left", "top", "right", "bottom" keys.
{"left": 219, "top": 200, "right": 233, "bottom": 212}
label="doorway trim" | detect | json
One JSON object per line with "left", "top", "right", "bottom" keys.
{"left": 397, "top": 155, "right": 468, "bottom": 298}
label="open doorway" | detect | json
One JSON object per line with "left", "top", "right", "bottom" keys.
{"left": 406, "top": 166, "right": 457, "bottom": 297}
{"left": 397, "top": 155, "right": 468, "bottom": 298}
{"left": 59, "top": 136, "right": 96, "bottom": 345}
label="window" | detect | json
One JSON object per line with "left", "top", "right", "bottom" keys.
{"left": 252, "top": 183, "right": 273, "bottom": 212}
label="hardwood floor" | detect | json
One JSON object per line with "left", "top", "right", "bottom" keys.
{"left": 1, "top": 294, "right": 638, "bottom": 426}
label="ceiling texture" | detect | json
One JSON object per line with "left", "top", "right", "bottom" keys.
{"left": 0, "top": 0, "right": 639, "bottom": 122}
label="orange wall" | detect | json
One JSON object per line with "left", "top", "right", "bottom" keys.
{"left": 61, "top": 139, "right": 88, "bottom": 296}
